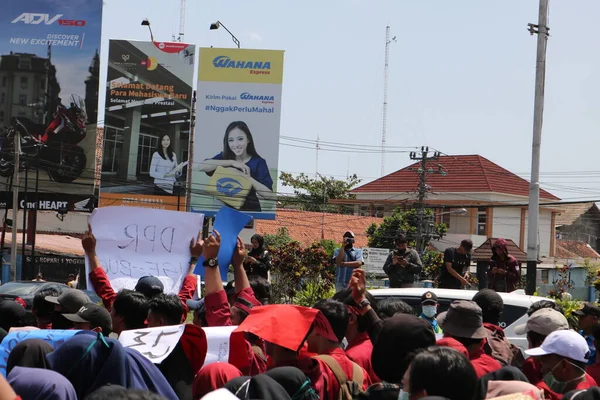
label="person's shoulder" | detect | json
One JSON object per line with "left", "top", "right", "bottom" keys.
{"left": 444, "top": 247, "right": 454, "bottom": 254}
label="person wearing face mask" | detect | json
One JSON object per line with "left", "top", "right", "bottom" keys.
{"left": 524, "top": 329, "right": 597, "bottom": 400}
{"left": 419, "top": 291, "right": 442, "bottom": 335}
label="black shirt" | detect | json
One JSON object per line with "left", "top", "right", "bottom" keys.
{"left": 438, "top": 247, "right": 471, "bottom": 287}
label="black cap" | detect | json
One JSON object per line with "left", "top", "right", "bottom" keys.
{"left": 574, "top": 302, "right": 600, "bottom": 318}
{"left": 45, "top": 289, "right": 91, "bottom": 314}
{"left": 135, "top": 276, "right": 164, "bottom": 298}
{"left": 421, "top": 291, "right": 438, "bottom": 305}
{"left": 186, "top": 298, "right": 205, "bottom": 311}
{"left": 63, "top": 303, "right": 112, "bottom": 335}
{"left": 225, "top": 280, "right": 236, "bottom": 296}
{"left": 343, "top": 231, "right": 355, "bottom": 238}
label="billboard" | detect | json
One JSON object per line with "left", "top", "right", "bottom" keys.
{"left": 99, "top": 40, "right": 195, "bottom": 211}
{"left": 0, "top": 0, "right": 103, "bottom": 210}
{"left": 192, "top": 48, "right": 284, "bottom": 219}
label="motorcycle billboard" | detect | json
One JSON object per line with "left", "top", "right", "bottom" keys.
{"left": 0, "top": 0, "right": 103, "bottom": 212}
{"left": 99, "top": 40, "right": 196, "bottom": 211}
{"left": 192, "top": 48, "right": 284, "bottom": 220}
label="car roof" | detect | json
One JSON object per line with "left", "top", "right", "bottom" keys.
{"left": 369, "top": 288, "right": 553, "bottom": 307}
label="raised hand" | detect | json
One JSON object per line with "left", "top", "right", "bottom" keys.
{"left": 82, "top": 224, "right": 96, "bottom": 255}
{"left": 190, "top": 229, "right": 204, "bottom": 258}
{"left": 203, "top": 229, "right": 221, "bottom": 260}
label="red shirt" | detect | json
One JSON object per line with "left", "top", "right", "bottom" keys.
{"left": 37, "top": 322, "right": 52, "bottom": 330}
{"left": 469, "top": 345, "right": 502, "bottom": 378}
{"left": 346, "top": 332, "right": 380, "bottom": 383}
{"left": 535, "top": 373, "right": 597, "bottom": 400}
{"left": 586, "top": 363, "right": 600, "bottom": 388}
{"left": 88, "top": 268, "right": 197, "bottom": 316}
{"left": 204, "top": 288, "right": 267, "bottom": 376}
{"left": 523, "top": 357, "right": 544, "bottom": 384}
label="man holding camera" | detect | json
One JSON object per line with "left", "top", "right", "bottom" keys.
{"left": 333, "top": 231, "right": 364, "bottom": 291}
{"left": 382, "top": 234, "right": 423, "bottom": 288}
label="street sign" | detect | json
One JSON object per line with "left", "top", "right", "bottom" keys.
{"left": 362, "top": 247, "right": 390, "bottom": 275}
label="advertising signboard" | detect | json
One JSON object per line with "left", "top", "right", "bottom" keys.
{"left": 0, "top": 0, "right": 103, "bottom": 210}
{"left": 192, "top": 48, "right": 284, "bottom": 219}
{"left": 100, "top": 40, "right": 195, "bottom": 211}
{"left": 362, "top": 247, "right": 391, "bottom": 275}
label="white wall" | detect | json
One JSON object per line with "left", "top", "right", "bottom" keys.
{"left": 447, "top": 212, "right": 470, "bottom": 235}
{"left": 492, "top": 207, "right": 522, "bottom": 246}
{"left": 521, "top": 209, "right": 553, "bottom": 258}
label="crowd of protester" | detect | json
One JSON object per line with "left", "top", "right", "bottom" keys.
{"left": 0, "top": 229, "right": 598, "bottom": 400}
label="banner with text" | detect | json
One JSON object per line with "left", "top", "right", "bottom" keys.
{"left": 362, "top": 247, "right": 391, "bottom": 275}
{"left": 86, "top": 206, "right": 203, "bottom": 294}
{"left": 192, "top": 48, "right": 284, "bottom": 220}
{"left": 0, "top": 0, "right": 103, "bottom": 208}
{"left": 100, "top": 40, "right": 195, "bottom": 211}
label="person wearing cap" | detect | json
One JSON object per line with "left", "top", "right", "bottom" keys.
{"left": 585, "top": 324, "right": 600, "bottom": 387}
{"left": 382, "top": 234, "right": 423, "bottom": 289}
{"left": 513, "top": 307, "right": 569, "bottom": 384}
{"left": 438, "top": 239, "right": 473, "bottom": 289}
{"left": 441, "top": 300, "right": 502, "bottom": 377}
{"left": 487, "top": 238, "right": 521, "bottom": 293}
{"left": 333, "top": 231, "right": 364, "bottom": 291}
{"left": 574, "top": 302, "right": 600, "bottom": 366}
{"left": 44, "top": 288, "right": 91, "bottom": 330}
{"left": 419, "top": 291, "right": 442, "bottom": 334}
{"left": 82, "top": 224, "right": 199, "bottom": 318}
{"left": 524, "top": 329, "right": 597, "bottom": 399}
{"left": 473, "top": 289, "right": 516, "bottom": 366}
{"left": 187, "top": 298, "right": 207, "bottom": 327}
{"left": 62, "top": 303, "right": 112, "bottom": 335}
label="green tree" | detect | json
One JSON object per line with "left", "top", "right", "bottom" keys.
{"left": 279, "top": 172, "right": 361, "bottom": 213}
{"left": 263, "top": 227, "right": 293, "bottom": 249}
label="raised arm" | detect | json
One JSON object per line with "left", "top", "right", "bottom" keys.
{"left": 82, "top": 225, "right": 117, "bottom": 310}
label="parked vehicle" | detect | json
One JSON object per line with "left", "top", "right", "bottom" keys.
{"left": 369, "top": 288, "right": 553, "bottom": 350}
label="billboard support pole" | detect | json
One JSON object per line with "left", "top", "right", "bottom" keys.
{"left": 185, "top": 90, "right": 196, "bottom": 212}
{"left": 10, "top": 131, "right": 20, "bottom": 278}
{"left": 21, "top": 164, "right": 28, "bottom": 278}
{"left": 0, "top": 174, "right": 13, "bottom": 269}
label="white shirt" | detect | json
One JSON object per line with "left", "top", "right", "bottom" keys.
{"left": 149, "top": 151, "right": 178, "bottom": 194}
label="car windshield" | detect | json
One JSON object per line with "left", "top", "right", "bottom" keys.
{"left": 0, "top": 282, "right": 40, "bottom": 297}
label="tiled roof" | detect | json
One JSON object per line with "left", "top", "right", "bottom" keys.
{"left": 556, "top": 240, "right": 600, "bottom": 259}
{"left": 555, "top": 203, "right": 600, "bottom": 226}
{"left": 255, "top": 209, "right": 382, "bottom": 247}
{"left": 471, "top": 237, "right": 528, "bottom": 263}
{"left": 352, "top": 155, "right": 560, "bottom": 201}
{"left": 4, "top": 233, "right": 84, "bottom": 257}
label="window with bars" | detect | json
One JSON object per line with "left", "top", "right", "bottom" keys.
{"left": 101, "top": 126, "right": 124, "bottom": 174}
{"left": 477, "top": 207, "right": 487, "bottom": 236}
{"left": 137, "top": 134, "right": 159, "bottom": 175}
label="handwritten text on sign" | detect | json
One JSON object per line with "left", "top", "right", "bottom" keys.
{"left": 0, "top": 330, "right": 80, "bottom": 377}
{"left": 119, "top": 324, "right": 186, "bottom": 364}
{"left": 87, "top": 207, "right": 204, "bottom": 294}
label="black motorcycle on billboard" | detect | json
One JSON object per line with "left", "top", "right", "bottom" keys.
{"left": 0, "top": 94, "right": 88, "bottom": 183}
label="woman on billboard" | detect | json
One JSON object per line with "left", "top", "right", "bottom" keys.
{"left": 199, "top": 121, "right": 274, "bottom": 211}
{"left": 149, "top": 134, "right": 180, "bottom": 195}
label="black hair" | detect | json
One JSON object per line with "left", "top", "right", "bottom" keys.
{"left": 113, "top": 290, "right": 149, "bottom": 330}
{"left": 85, "top": 385, "right": 168, "bottom": 400}
{"left": 222, "top": 121, "right": 261, "bottom": 160}
{"left": 570, "top": 359, "right": 588, "bottom": 371}
{"left": 472, "top": 289, "right": 504, "bottom": 325}
{"left": 526, "top": 331, "right": 547, "bottom": 348}
{"left": 450, "top": 336, "right": 483, "bottom": 349}
{"left": 460, "top": 239, "right": 473, "bottom": 251}
{"left": 251, "top": 234, "right": 265, "bottom": 250}
{"left": 248, "top": 276, "right": 271, "bottom": 305}
{"left": 527, "top": 300, "right": 564, "bottom": 317}
{"left": 395, "top": 234, "right": 408, "bottom": 245}
{"left": 33, "top": 287, "right": 60, "bottom": 319}
{"left": 376, "top": 298, "right": 414, "bottom": 319}
{"left": 592, "top": 323, "right": 600, "bottom": 343}
{"left": 148, "top": 294, "right": 184, "bottom": 326}
{"left": 193, "top": 307, "right": 208, "bottom": 327}
{"left": 312, "top": 299, "right": 349, "bottom": 343}
{"left": 409, "top": 346, "right": 478, "bottom": 400}
{"left": 156, "top": 134, "right": 174, "bottom": 162}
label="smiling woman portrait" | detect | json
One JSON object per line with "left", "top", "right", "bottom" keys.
{"left": 198, "top": 121, "right": 274, "bottom": 211}
{"left": 149, "top": 134, "right": 180, "bottom": 195}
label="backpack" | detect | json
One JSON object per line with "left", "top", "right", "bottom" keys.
{"left": 315, "top": 355, "right": 364, "bottom": 400}
{"left": 483, "top": 328, "right": 518, "bottom": 366}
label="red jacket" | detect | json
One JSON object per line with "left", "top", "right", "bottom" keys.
{"left": 523, "top": 357, "right": 544, "bottom": 384}
{"left": 535, "top": 373, "right": 597, "bottom": 400}
{"left": 346, "top": 332, "right": 380, "bottom": 383}
{"left": 469, "top": 344, "right": 502, "bottom": 378}
{"left": 586, "top": 363, "right": 600, "bottom": 388}
{"left": 204, "top": 288, "right": 267, "bottom": 376}
{"left": 88, "top": 268, "right": 197, "bottom": 317}
{"left": 487, "top": 239, "right": 521, "bottom": 292}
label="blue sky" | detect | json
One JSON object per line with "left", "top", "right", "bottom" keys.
{"left": 99, "top": 0, "right": 600, "bottom": 201}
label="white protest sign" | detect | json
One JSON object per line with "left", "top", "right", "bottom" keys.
{"left": 362, "top": 247, "right": 391, "bottom": 275}
{"left": 119, "top": 324, "right": 186, "bottom": 364}
{"left": 202, "top": 326, "right": 237, "bottom": 366}
{"left": 87, "top": 207, "right": 204, "bottom": 294}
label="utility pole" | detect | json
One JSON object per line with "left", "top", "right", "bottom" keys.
{"left": 10, "top": 131, "right": 20, "bottom": 277}
{"left": 409, "top": 147, "right": 445, "bottom": 253}
{"left": 526, "top": 0, "right": 550, "bottom": 295}
{"left": 380, "top": 26, "right": 396, "bottom": 177}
